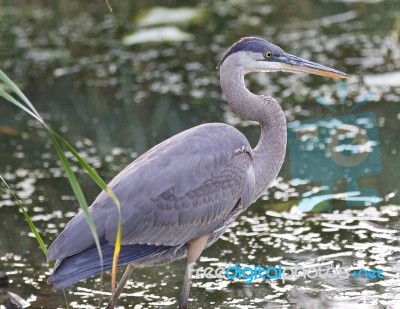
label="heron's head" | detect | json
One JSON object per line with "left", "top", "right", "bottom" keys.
{"left": 218, "top": 37, "right": 349, "bottom": 79}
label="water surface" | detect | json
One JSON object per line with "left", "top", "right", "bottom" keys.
{"left": 0, "top": 0, "right": 399, "bottom": 308}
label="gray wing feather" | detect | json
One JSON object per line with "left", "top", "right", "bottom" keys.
{"left": 48, "top": 123, "right": 254, "bottom": 260}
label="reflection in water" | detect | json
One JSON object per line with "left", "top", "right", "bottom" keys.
{"left": 0, "top": 0, "right": 399, "bottom": 308}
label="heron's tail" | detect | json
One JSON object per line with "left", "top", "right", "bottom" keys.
{"left": 48, "top": 240, "right": 171, "bottom": 290}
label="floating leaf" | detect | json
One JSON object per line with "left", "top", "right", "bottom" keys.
{"left": 136, "top": 7, "right": 204, "bottom": 27}
{"left": 123, "top": 26, "right": 193, "bottom": 45}
{"left": 364, "top": 71, "right": 400, "bottom": 87}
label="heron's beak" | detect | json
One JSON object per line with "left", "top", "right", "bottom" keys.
{"left": 279, "top": 53, "right": 350, "bottom": 79}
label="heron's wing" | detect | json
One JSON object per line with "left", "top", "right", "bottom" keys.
{"left": 108, "top": 146, "right": 254, "bottom": 247}
{"left": 48, "top": 123, "right": 255, "bottom": 260}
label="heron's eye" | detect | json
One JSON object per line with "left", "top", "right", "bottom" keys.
{"left": 264, "top": 51, "right": 273, "bottom": 59}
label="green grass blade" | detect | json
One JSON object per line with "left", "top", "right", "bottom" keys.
{"left": 62, "top": 290, "right": 70, "bottom": 309}
{"left": 0, "top": 86, "right": 43, "bottom": 123}
{"left": 0, "top": 70, "right": 43, "bottom": 122}
{"left": 0, "top": 69, "right": 104, "bottom": 267}
{"left": 48, "top": 129, "right": 122, "bottom": 292}
{"left": 49, "top": 129, "right": 120, "bottom": 206}
{"left": 0, "top": 69, "right": 123, "bottom": 292}
{"left": 47, "top": 132, "right": 104, "bottom": 268}
{"left": 111, "top": 213, "right": 122, "bottom": 294}
{"left": 0, "top": 175, "right": 52, "bottom": 265}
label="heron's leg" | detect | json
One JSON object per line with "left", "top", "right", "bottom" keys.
{"left": 179, "top": 235, "right": 208, "bottom": 309}
{"left": 105, "top": 264, "right": 135, "bottom": 309}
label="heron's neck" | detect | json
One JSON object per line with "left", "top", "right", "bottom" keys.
{"left": 220, "top": 60, "right": 287, "bottom": 200}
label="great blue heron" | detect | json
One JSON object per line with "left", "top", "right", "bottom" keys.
{"left": 47, "top": 37, "right": 349, "bottom": 308}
